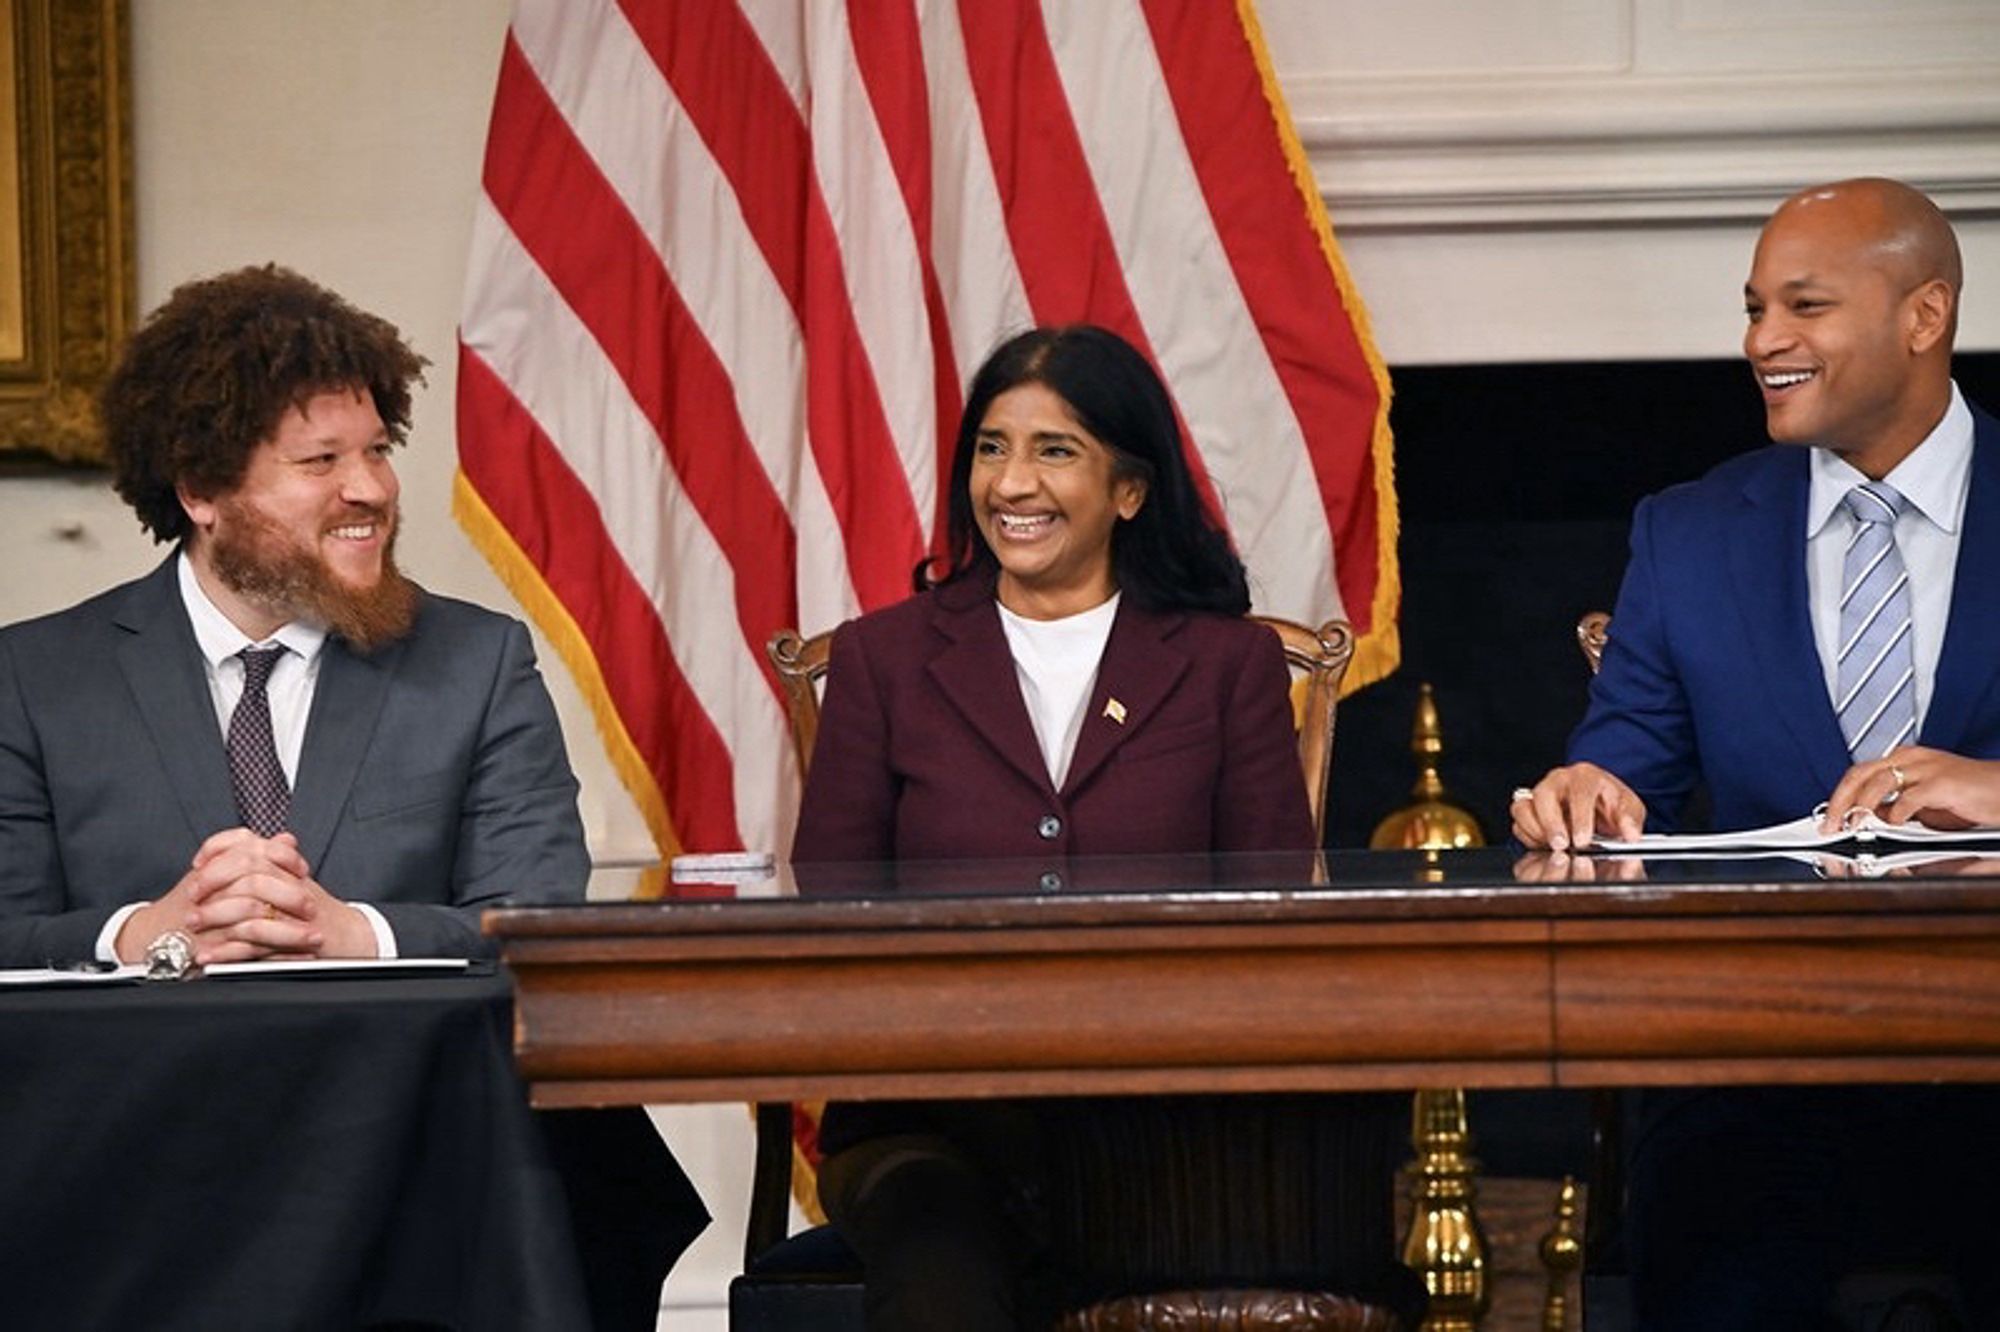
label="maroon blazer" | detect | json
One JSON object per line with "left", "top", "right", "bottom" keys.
{"left": 791, "top": 576, "right": 1314, "bottom": 863}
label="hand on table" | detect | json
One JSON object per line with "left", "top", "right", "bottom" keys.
{"left": 115, "top": 828, "right": 378, "bottom": 965}
{"left": 1821, "top": 748, "right": 2000, "bottom": 834}
{"left": 1510, "top": 762, "right": 1646, "bottom": 851}
{"left": 1511, "top": 849, "right": 1649, "bottom": 884}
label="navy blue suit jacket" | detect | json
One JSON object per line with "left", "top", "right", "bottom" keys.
{"left": 1570, "top": 402, "right": 2000, "bottom": 832}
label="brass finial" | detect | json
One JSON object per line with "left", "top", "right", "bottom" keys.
{"left": 1370, "top": 683, "right": 1486, "bottom": 850}
{"left": 1402, "top": 1088, "right": 1490, "bottom": 1331}
{"left": 1539, "top": 1176, "right": 1583, "bottom": 1331}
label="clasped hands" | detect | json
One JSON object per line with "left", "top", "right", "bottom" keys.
{"left": 115, "top": 828, "right": 378, "bottom": 966}
{"left": 1511, "top": 746, "right": 2000, "bottom": 853}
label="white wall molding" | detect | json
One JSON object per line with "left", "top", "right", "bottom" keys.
{"left": 1241, "top": 0, "right": 2000, "bottom": 360}
{"left": 1289, "top": 65, "right": 2000, "bottom": 231}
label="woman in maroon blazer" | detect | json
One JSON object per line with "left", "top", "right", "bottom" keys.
{"left": 792, "top": 330, "right": 1310, "bottom": 864}
{"left": 794, "top": 326, "right": 1416, "bottom": 1331}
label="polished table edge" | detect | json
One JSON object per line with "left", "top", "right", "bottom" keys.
{"left": 489, "top": 875, "right": 2000, "bottom": 938}
{"left": 490, "top": 879, "right": 2000, "bottom": 1106}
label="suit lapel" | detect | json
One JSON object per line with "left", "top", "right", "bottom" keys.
{"left": 1726, "top": 452, "right": 1853, "bottom": 796}
{"left": 923, "top": 586, "right": 1053, "bottom": 794}
{"left": 289, "top": 633, "right": 402, "bottom": 870}
{"left": 114, "top": 557, "right": 242, "bottom": 841}
{"left": 1922, "top": 405, "right": 2000, "bottom": 751}
{"left": 1059, "top": 602, "right": 1190, "bottom": 797}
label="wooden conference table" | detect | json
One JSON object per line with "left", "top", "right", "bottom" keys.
{"left": 487, "top": 847, "right": 2000, "bottom": 1107}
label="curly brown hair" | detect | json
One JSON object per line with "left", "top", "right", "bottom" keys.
{"left": 102, "top": 264, "right": 429, "bottom": 543}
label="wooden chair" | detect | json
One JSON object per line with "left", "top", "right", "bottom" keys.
{"left": 731, "top": 616, "right": 1402, "bottom": 1332}
{"left": 765, "top": 616, "right": 1354, "bottom": 834}
{"left": 1248, "top": 615, "right": 1355, "bottom": 843}
{"left": 766, "top": 629, "right": 833, "bottom": 784}
{"left": 743, "top": 627, "right": 832, "bottom": 1262}
{"left": 1576, "top": 611, "right": 1609, "bottom": 677}
{"left": 1575, "top": 610, "right": 1633, "bottom": 1327}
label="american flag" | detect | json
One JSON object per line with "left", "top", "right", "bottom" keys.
{"left": 456, "top": 0, "right": 1397, "bottom": 863}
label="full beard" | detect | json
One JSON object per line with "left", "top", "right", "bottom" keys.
{"left": 209, "top": 499, "right": 420, "bottom": 653}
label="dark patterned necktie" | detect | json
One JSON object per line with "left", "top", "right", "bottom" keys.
{"left": 228, "top": 646, "right": 291, "bottom": 836}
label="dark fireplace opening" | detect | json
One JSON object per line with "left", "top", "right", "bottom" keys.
{"left": 1323, "top": 351, "right": 2000, "bottom": 849}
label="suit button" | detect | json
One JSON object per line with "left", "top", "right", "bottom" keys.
{"left": 1038, "top": 871, "right": 1064, "bottom": 892}
{"left": 1037, "top": 815, "right": 1062, "bottom": 840}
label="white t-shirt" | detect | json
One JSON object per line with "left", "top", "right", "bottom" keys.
{"left": 996, "top": 593, "right": 1120, "bottom": 790}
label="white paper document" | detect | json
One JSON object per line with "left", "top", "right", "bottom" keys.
{"left": 0, "top": 965, "right": 147, "bottom": 987}
{"left": 1592, "top": 806, "right": 2000, "bottom": 854}
{"left": 669, "top": 850, "right": 778, "bottom": 884}
{"left": 201, "top": 958, "right": 471, "bottom": 979}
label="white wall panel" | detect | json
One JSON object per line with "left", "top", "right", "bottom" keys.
{"left": 1642, "top": 0, "right": 2000, "bottom": 72}
{"left": 1256, "top": 0, "right": 2000, "bottom": 360}
{"left": 1256, "top": 0, "right": 1628, "bottom": 75}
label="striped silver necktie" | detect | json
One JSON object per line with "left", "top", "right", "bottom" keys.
{"left": 1835, "top": 481, "right": 1917, "bottom": 761}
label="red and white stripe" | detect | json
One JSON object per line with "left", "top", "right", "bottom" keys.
{"left": 458, "top": 0, "right": 1396, "bottom": 860}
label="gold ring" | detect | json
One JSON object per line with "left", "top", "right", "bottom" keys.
{"left": 261, "top": 901, "right": 275, "bottom": 920}
{"left": 1890, "top": 764, "right": 1907, "bottom": 792}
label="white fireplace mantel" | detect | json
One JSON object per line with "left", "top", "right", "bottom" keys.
{"left": 1259, "top": 0, "right": 2000, "bottom": 362}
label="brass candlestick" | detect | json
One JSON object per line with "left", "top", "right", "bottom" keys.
{"left": 1539, "top": 1176, "right": 1583, "bottom": 1331}
{"left": 1371, "top": 683, "right": 1484, "bottom": 851}
{"left": 1403, "top": 1087, "right": 1491, "bottom": 1331}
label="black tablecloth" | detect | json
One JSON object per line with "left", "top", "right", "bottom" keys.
{"left": 0, "top": 970, "right": 703, "bottom": 1332}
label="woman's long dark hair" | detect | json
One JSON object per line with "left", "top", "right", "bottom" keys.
{"left": 932, "top": 325, "right": 1250, "bottom": 615}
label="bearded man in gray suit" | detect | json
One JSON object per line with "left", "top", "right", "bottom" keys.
{"left": 0, "top": 264, "right": 589, "bottom": 969}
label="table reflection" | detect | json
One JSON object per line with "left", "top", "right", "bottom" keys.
{"left": 1512, "top": 847, "right": 2000, "bottom": 884}
{"left": 631, "top": 843, "right": 2000, "bottom": 906}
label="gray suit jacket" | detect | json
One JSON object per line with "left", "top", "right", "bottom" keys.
{"left": 0, "top": 556, "right": 589, "bottom": 966}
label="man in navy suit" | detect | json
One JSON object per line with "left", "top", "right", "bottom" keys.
{"left": 1517, "top": 180, "right": 1999, "bottom": 1327}
{"left": 1517, "top": 177, "right": 1999, "bottom": 849}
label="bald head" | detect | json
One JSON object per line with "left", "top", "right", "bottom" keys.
{"left": 1743, "top": 178, "right": 1961, "bottom": 476}
{"left": 1767, "top": 177, "right": 1962, "bottom": 302}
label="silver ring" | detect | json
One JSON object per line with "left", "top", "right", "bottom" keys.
{"left": 1510, "top": 787, "right": 1535, "bottom": 804}
{"left": 144, "top": 929, "right": 195, "bottom": 981}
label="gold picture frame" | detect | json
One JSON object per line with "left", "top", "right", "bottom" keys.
{"left": 0, "top": 0, "right": 130, "bottom": 465}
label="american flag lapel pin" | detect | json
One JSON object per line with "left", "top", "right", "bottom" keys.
{"left": 1103, "top": 697, "right": 1127, "bottom": 725}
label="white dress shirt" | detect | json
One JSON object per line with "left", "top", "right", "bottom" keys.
{"left": 998, "top": 592, "right": 1120, "bottom": 790}
{"left": 1805, "top": 382, "right": 1975, "bottom": 731}
{"left": 179, "top": 551, "right": 327, "bottom": 781}
{"left": 94, "top": 556, "right": 396, "bottom": 960}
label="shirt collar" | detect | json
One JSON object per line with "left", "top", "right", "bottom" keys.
{"left": 996, "top": 590, "right": 1122, "bottom": 634}
{"left": 1807, "top": 381, "right": 1974, "bottom": 537}
{"left": 176, "top": 550, "right": 328, "bottom": 669}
